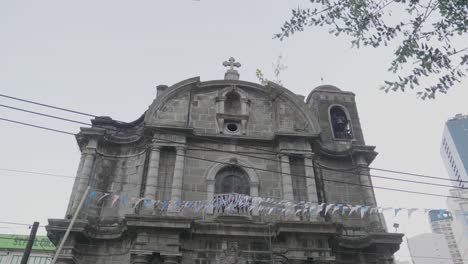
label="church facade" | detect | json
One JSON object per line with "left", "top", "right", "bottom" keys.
{"left": 47, "top": 58, "right": 402, "bottom": 264}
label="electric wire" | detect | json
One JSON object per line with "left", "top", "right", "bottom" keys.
{"left": 0, "top": 221, "right": 45, "bottom": 228}
{"left": 0, "top": 94, "right": 96, "bottom": 118}
{"left": 1, "top": 102, "right": 467, "bottom": 190}
{"left": 0, "top": 95, "right": 465, "bottom": 185}
{"left": 1, "top": 117, "right": 468, "bottom": 201}
{"left": 0, "top": 104, "right": 90, "bottom": 126}
{"left": 0, "top": 117, "right": 75, "bottom": 136}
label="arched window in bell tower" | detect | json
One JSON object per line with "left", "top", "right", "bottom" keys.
{"left": 329, "top": 105, "right": 353, "bottom": 139}
{"left": 224, "top": 91, "right": 241, "bottom": 114}
{"left": 214, "top": 166, "right": 250, "bottom": 195}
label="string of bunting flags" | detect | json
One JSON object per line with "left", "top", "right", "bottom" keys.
{"left": 84, "top": 191, "right": 462, "bottom": 219}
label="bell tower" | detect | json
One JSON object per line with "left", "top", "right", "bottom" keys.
{"left": 306, "top": 85, "right": 365, "bottom": 145}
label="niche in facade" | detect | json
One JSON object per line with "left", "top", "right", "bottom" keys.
{"left": 329, "top": 105, "right": 353, "bottom": 139}
{"left": 215, "top": 86, "right": 250, "bottom": 135}
{"left": 224, "top": 91, "right": 241, "bottom": 114}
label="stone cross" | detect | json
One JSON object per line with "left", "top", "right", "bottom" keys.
{"left": 223, "top": 57, "right": 241, "bottom": 71}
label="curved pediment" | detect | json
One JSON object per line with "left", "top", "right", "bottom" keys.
{"left": 144, "top": 77, "right": 320, "bottom": 137}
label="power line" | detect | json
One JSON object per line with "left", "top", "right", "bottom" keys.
{"left": 1, "top": 117, "right": 467, "bottom": 201}
{"left": 3, "top": 166, "right": 468, "bottom": 208}
{"left": 0, "top": 117, "right": 75, "bottom": 136}
{"left": 153, "top": 127, "right": 468, "bottom": 185}
{"left": 1, "top": 116, "right": 466, "bottom": 201}
{"left": 0, "top": 221, "right": 46, "bottom": 228}
{"left": 150, "top": 135, "right": 467, "bottom": 190}
{"left": 0, "top": 104, "right": 90, "bottom": 126}
{"left": 0, "top": 168, "right": 75, "bottom": 179}
{"left": 1, "top": 94, "right": 464, "bottom": 185}
{"left": 0, "top": 94, "right": 96, "bottom": 118}
{"left": 3, "top": 96, "right": 468, "bottom": 262}
{"left": 2, "top": 100, "right": 467, "bottom": 200}
{"left": 1, "top": 102, "right": 467, "bottom": 189}
{"left": 149, "top": 141, "right": 467, "bottom": 189}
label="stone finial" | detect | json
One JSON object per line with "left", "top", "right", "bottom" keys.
{"left": 223, "top": 57, "right": 241, "bottom": 80}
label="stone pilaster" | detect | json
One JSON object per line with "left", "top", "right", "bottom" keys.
{"left": 144, "top": 143, "right": 161, "bottom": 200}
{"left": 216, "top": 96, "right": 225, "bottom": 114}
{"left": 356, "top": 154, "right": 383, "bottom": 230}
{"left": 280, "top": 153, "right": 294, "bottom": 201}
{"left": 71, "top": 137, "right": 98, "bottom": 214}
{"left": 66, "top": 152, "right": 86, "bottom": 217}
{"left": 170, "top": 146, "right": 186, "bottom": 203}
{"left": 355, "top": 155, "right": 376, "bottom": 207}
{"left": 304, "top": 154, "right": 319, "bottom": 203}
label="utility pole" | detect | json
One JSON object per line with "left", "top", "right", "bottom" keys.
{"left": 21, "top": 221, "right": 39, "bottom": 264}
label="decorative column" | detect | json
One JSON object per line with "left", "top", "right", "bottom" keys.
{"left": 215, "top": 96, "right": 225, "bottom": 114}
{"left": 216, "top": 97, "right": 225, "bottom": 133}
{"left": 170, "top": 146, "right": 186, "bottom": 204}
{"left": 280, "top": 153, "right": 294, "bottom": 201}
{"left": 250, "top": 182, "right": 259, "bottom": 197}
{"left": 304, "top": 154, "right": 319, "bottom": 203}
{"left": 71, "top": 136, "right": 98, "bottom": 214}
{"left": 144, "top": 142, "right": 161, "bottom": 200}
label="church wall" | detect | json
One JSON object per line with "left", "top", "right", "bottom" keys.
{"left": 190, "top": 89, "right": 218, "bottom": 134}
{"left": 277, "top": 97, "right": 309, "bottom": 133}
{"left": 317, "top": 158, "right": 374, "bottom": 227}
{"left": 156, "top": 147, "right": 176, "bottom": 201}
{"left": 244, "top": 89, "right": 275, "bottom": 137}
{"left": 50, "top": 79, "right": 401, "bottom": 264}
{"left": 87, "top": 148, "right": 147, "bottom": 219}
{"left": 74, "top": 239, "right": 131, "bottom": 264}
{"left": 181, "top": 141, "right": 282, "bottom": 201}
{"left": 188, "top": 87, "right": 278, "bottom": 137}
{"left": 155, "top": 92, "right": 190, "bottom": 127}
{"left": 181, "top": 236, "right": 271, "bottom": 264}
{"left": 318, "top": 158, "right": 364, "bottom": 206}
{"left": 182, "top": 147, "right": 211, "bottom": 201}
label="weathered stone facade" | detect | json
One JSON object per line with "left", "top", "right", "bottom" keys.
{"left": 47, "top": 63, "right": 402, "bottom": 263}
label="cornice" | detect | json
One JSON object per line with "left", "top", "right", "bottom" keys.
{"left": 338, "top": 232, "right": 403, "bottom": 251}
{"left": 315, "top": 141, "right": 378, "bottom": 164}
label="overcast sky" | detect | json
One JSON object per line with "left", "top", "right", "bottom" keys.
{"left": 1, "top": 0, "right": 467, "bottom": 261}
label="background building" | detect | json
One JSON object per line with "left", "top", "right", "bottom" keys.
{"left": 47, "top": 61, "right": 402, "bottom": 263}
{"left": 441, "top": 114, "right": 468, "bottom": 188}
{"left": 407, "top": 233, "right": 452, "bottom": 264}
{"left": 440, "top": 114, "right": 468, "bottom": 263}
{"left": 0, "top": 234, "right": 54, "bottom": 264}
{"left": 447, "top": 189, "right": 468, "bottom": 263}
{"left": 428, "top": 210, "right": 463, "bottom": 263}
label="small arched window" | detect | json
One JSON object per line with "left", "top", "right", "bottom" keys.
{"left": 330, "top": 106, "right": 353, "bottom": 139}
{"left": 215, "top": 166, "right": 250, "bottom": 195}
{"left": 224, "top": 91, "right": 241, "bottom": 114}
